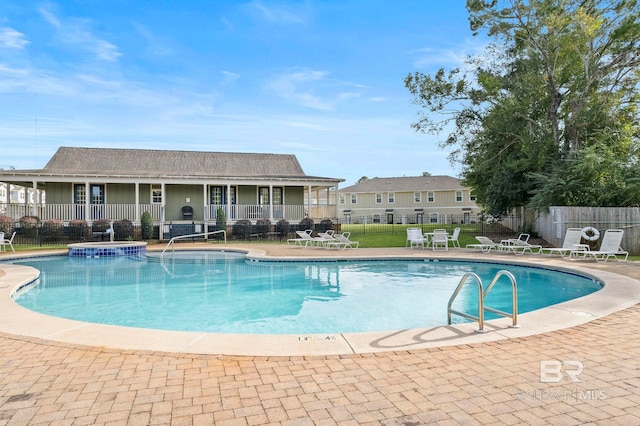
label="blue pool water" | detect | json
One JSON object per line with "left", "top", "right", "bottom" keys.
{"left": 10, "top": 251, "right": 602, "bottom": 334}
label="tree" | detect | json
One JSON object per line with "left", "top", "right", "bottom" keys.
{"left": 356, "top": 176, "right": 369, "bottom": 184}
{"left": 406, "top": 0, "right": 640, "bottom": 213}
{"left": 421, "top": 171, "right": 432, "bottom": 176}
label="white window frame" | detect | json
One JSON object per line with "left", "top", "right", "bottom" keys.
{"left": 427, "top": 192, "right": 435, "bottom": 203}
{"left": 339, "top": 194, "right": 346, "bottom": 205}
{"left": 388, "top": 192, "right": 395, "bottom": 203}
{"left": 350, "top": 193, "right": 357, "bottom": 204}
{"left": 375, "top": 193, "right": 382, "bottom": 204}
{"left": 414, "top": 192, "right": 421, "bottom": 203}
{"left": 455, "top": 191, "right": 463, "bottom": 202}
{"left": 151, "top": 184, "right": 163, "bottom": 204}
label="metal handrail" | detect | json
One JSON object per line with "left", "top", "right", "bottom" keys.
{"left": 483, "top": 270, "right": 519, "bottom": 328}
{"left": 447, "top": 272, "right": 486, "bottom": 332}
{"left": 447, "top": 270, "right": 519, "bottom": 332}
{"left": 161, "top": 230, "right": 226, "bottom": 255}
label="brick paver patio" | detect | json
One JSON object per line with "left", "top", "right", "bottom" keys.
{"left": 1, "top": 245, "right": 639, "bottom": 425}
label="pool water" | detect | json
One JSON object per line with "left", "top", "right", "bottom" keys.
{"left": 10, "top": 252, "right": 602, "bottom": 334}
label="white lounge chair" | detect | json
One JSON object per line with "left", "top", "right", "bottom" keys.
{"left": 432, "top": 229, "right": 448, "bottom": 251}
{"left": 447, "top": 227, "right": 461, "bottom": 248}
{"left": 328, "top": 232, "right": 359, "bottom": 249}
{"left": 316, "top": 230, "right": 337, "bottom": 247}
{"left": 0, "top": 231, "right": 15, "bottom": 253}
{"left": 571, "top": 229, "right": 628, "bottom": 262}
{"left": 287, "top": 230, "right": 322, "bottom": 248}
{"left": 540, "top": 228, "right": 583, "bottom": 256}
{"left": 466, "top": 236, "right": 499, "bottom": 253}
{"left": 501, "top": 237, "right": 542, "bottom": 255}
{"left": 406, "top": 228, "right": 425, "bottom": 249}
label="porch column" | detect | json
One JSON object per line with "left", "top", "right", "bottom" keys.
{"left": 203, "top": 184, "right": 207, "bottom": 221}
{"left": 269, "top": 184, "right": 274, "bottom": 220}
{"left": 32, "top": 180, "right": 38, "bottom": 217}
{"left": 135, "top": 182, "right": 140, "bottom": 222}
{"left": 307, "top": 185, "right": 312, "bottom": 218}
{"left": 161, "top": 183, "right": 166, "bottom": 222}
{"left": 226, "top": 183, "right": 231, "bottom": 220}
{"left": 85, "top": 182, "right": 90, "bottom": 222}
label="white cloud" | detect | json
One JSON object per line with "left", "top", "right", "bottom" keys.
{"left": 266, "top": 69, "right": 333, "bottom": 110}
{"left": 0, "top": 27, "right": 30, "bottom": 49}
{"left": 38, "top": 7, "right": 122, "bottom": 62}
{"left": 246, "top": 1, "right": 306, "bottom": 24}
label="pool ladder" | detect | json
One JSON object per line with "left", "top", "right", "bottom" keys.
{"left": 447, "top": 270, "right": 519, "bottom": 333}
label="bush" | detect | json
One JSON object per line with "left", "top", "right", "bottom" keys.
{"left": 20, "top": 216, "right": 40, "bottom": 238}
{"left": 141, "top": 211, "right": 154, "bottom": 240}
{"left": 69, "top": 219, "right": 88, "bottom": 241}
{"left": 0, "top": 215, "right": 13, "bottom": 235}
{"left": 299, "top": 217, "right": 314, "bottom": 232}
{"left": 276, "top": 219, "right": 290, "bottom": 240}
{"left": 232, "top": 219, "right": 252, "bottom": 240}
{"left": 215, "top": 207, "right": 227, "bottom": 239}
{"left": 92, "top": 219, "right": 111, "bottom": 233}
{"left": 255, "top": 218, "right": 271, "bottom": 238}
{"left": 113, "top": 219, "right": 134, "bottom": 240}
{"left": 317, "top": 219, "right": 334, "bottom": 233}
{"left": 42, "top": 219, "right": 64, "bottom": 242}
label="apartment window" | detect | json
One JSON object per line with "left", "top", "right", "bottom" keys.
{"left": 375, "top": 193, "right": 382, "bottom": 204}
{"left": 339, "top": 194, "right": 346, "bottom": 205}
{"left": 427, "top": 192, "right": 435, "bottom": 203}
{"left": 429, "top": 213, "right": 438, "bottom": 223}
{"left": 456, "top": 191, "right": 463, "bottom": 202}
{"left": 388, "top": 193, "right": 395, "bottom": 203}
{"left": 470, "top": 192, "right": 477, "bottom": 202}
{"left": 152, "top": 185, "right": 163, "bottom": 204}
{"left": 414, "top": 192, "right": 421, "bottom": 203}
{"left": 351, "top": 193, "right": 357, "bottom": 204}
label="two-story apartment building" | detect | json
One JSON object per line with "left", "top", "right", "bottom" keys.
{"left": 338, "top": 176, "right": 479, "bottom": 224}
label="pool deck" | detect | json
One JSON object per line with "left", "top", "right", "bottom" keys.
{"left": 1, "top": 243, "right": 640, "bottom": 424}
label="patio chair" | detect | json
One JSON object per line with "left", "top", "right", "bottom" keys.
{"left": 329, "top": 232, "right": 359, "bottom": 249}
{"left": 431, "top": 229, "right": 448, "bottom": 251}
{"left": 287, "top": 229, "right": 323, "bottom": 248}
{"left": 540, "top": 228, "right": 583, "bottom": 256}
{"left": 1, "top": 231, "right": 16, "bottom": 253}
{"left": 502, "top": 237, "right": 542, "bottom": 255}
{"left": 466, "top": 236, "right": 499, "bottom": 253}
{"left": 447, "top": 227, "right": 461, "bottom": 248}
{"left": 406, "top": 227, "right": 425, "bottom": 249}
{"left": 570, "top": 229, "right": 628, "bottom": 262}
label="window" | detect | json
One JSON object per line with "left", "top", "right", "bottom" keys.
{"left": 351, "top": 193, "right": 357, "bottom": 204}
{"left": 375, "top": 193, "right": 382, "bottom": 204}
{"left": 74, "top": 184, "right": 86, "bottom": 204}
{"left": 429, "top": 213, "right": 438, "bottom": 223}
{"left": 388, "top": 193, "right": 395, "bottom": 203}
{"left": 272, "top": 187, "right": 283, "bottom": 205}
{"left": 455, "top": 191, "right": 463, "bottom": 202}
{"left": 339, "top": 194, "right": 346, "bottom": 205}
{"left": 152, "top": 185, "right": 163, "bottom": 204}
{"left": 259, "top": 187, "right": 270, "bottom": 205}
{"left": 470, "top": 192, "right": 477, "bottom": 202}
{"left": 414, "top": 192, "right": 421, "bottom": 203}
{"left": 427, "top": 192, "right": 435, "bottom": 203}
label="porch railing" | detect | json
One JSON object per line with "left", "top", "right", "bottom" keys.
{"left": 0, "top": 202, "right": 334, "bottom": 223}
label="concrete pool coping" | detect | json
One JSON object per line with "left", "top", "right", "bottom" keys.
{"left": 1, "top": 245, "right": 639, "bottom": 356}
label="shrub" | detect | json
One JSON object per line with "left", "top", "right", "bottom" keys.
{"left": 276, "top": 219, "right": 290, "bottom": 240}
{"left": 0, "top": 215, "right": 13, "bottom": 235}
{"left": 255, "top": 218, "right": 271, "bottom": 238}
{"left": 113, "top": 219, "right": 134, "bottom": 241}
{"left": 20, "top": 216, "right": 40, "bottom": 238}
{"left": 42, "top": 219, "right": 64, "bottom": 242}
{"left": 69, "top": 219, "right": 88, "bottom": 241}
{"left": 232, "top": 219, "right": 252, "bottom": 240}
{"left": 317, "top": 219, "right": 334, "bottom": 233}
{"left": 141, "top": 211, "right": 154, "bottom": 240}
{"left": 92, "top": 219, "right": 111, "bottom": 233}
{"left": 215, "top": 207, "right": 227, "bottom": 239}
{"left": 298, "top": 217, "right": 314, "bottom": 232}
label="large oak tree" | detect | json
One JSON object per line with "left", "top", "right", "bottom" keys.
{"left": 405, "top": 0, "right": 640, "bottom": 214}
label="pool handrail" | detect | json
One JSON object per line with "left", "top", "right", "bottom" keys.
{"left": 447, "top": 270, "right": 519, "bottom": 332}
{"left": 161, "top": 230, "right": 226, "bottom": 255}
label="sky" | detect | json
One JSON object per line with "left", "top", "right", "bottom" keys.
{"left": 0, "top": 1, "right": 484, "bottom": 186}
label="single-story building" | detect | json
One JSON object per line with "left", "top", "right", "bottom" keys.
{"left": 0, "top": 147, "right": 343, "bottom": 236}
{"left": 338, "top": 176, "right": 479, "bottom": 224}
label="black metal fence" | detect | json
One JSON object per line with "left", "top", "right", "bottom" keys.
{"left": 0, "top": 215, "right": 528, "bottom": 248}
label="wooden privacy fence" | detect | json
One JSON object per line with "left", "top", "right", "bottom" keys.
{"left": 534, "top": 206, "right": 640, "bottom": 255}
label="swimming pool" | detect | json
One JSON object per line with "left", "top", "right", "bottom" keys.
{"left": 10, "top": 251, "right": 602, "bottom": 335}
